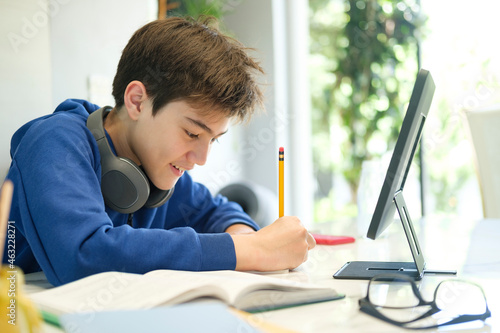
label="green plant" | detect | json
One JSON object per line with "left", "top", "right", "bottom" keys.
{"left": 309, "top": 0, "right": 424, "bottom": 218}
{"left": 163, "top": 0, "right": 243, "bottom": 35}
{"left": 166, "top": 0, "right": 233, "bottom": 21}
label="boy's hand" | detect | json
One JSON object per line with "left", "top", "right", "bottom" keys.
{"left": 231, "top": 216, "right": 316, "bottom": 271}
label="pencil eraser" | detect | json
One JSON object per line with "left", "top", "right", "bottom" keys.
{"left": 311, "top": 234, "right": 355, "bottom": 245}
{"left": 279, "top": 147, "right": 284, "bottom": 152}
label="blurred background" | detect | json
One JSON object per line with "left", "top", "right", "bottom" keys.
{"left": 1, "top": 0, "right": 499, "bottom": 229}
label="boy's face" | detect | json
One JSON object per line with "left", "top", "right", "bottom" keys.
{"left": 130, "top": 100, "right": 229, "bottom": 190}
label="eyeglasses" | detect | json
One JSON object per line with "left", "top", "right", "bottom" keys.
{"left": 359, "top": 274, "right": 491, "bottom": 330}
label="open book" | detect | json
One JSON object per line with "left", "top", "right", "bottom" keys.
{"left": 29, "top": 270, "right": 343, "bottom": 315}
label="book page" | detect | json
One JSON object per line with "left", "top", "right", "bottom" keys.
{"left": 146, "top": 270, "right": 338, "bottom": 309}
{"left": 29, "top": 271, "right": 228, "bottom": 315}
{"left": 29, "top": 270, "right": 339, "bottom": 315}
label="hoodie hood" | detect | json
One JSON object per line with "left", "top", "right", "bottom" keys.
{"left": 10, "top": 99, "right": 100, "bottom": 159}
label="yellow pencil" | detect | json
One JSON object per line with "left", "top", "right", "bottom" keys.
{"left": 279, "top": 147, "right": 284, "bottom": 218}
{"left": 0, "top": 180, "right": 14, "bottom": 261}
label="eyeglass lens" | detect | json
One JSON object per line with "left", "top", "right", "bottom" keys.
{"left": 366, "top": 276, "right": 488, "bottom": 328}
{"left": 435, "top": 280, "right": 487, "bottom": 315}
{"left": 369, "top": 278, "right": 420, "bottom": 308}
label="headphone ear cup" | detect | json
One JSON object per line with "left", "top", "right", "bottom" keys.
{"left": 100, "top": 156, "right": 150, "bottom": 214}
{"left": 87, "top": 106, "right": 151, "bottom": 214}
{"left": 145, "top": 180, "right": 174, "bottom": 208}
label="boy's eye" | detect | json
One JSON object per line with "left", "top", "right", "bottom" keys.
{"left": 185, "top": 130, "right": 199, "bottom": 139}
{"left": 211, "top": 137, "right": 220, "bottom": 144}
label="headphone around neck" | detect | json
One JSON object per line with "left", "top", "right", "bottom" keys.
{"left": 86, "top": 106, "right": 174, "bottom": 214}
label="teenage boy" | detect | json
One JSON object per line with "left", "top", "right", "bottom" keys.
{"left": 3, "top": 16, "right": 315, "bottom": 286}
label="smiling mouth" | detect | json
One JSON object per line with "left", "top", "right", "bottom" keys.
{"left": 171, "top": 164, "right": 186, "bottom": 172}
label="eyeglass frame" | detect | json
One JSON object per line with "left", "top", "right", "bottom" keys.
{"left": 358, "top": 273, "right": 491, "bottom": 330}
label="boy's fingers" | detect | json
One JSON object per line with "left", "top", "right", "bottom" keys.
{"left": 307, "top": 232, "right": 316, "bottom": 249}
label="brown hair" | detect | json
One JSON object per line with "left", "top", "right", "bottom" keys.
{"left": 112, "top": 16, "right": 264, "bottom": 122}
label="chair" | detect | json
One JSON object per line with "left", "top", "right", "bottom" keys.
{"left": 465, "top": 105, "right": 500, "bottom": 218}
{"left": 217, "top": 181, "right": 277, "bottom": 228}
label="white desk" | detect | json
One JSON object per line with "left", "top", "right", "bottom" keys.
{"left": 255, "top": 217, "right": 499, "bottom": 332}
{"left": 27, "top": 217, "right": 498, "bottom": 332}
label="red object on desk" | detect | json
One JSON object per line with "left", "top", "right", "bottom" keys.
{"left": 311, "top": 234, "right": 355, "bottom": 245}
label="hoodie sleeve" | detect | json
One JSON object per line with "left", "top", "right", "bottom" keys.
{"left": 8, "top": 110, "right": 256, "bottom": 286}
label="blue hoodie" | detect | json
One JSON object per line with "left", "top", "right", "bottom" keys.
{"left": 3, "top": 99, "right": 258, "bottom": 286}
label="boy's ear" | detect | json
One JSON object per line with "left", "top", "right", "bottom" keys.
{"left": 123, "top": 81, "right": 148, "bottom": 120}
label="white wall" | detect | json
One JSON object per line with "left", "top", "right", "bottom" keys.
{"left": 49, "top": 0, "right": 156, "bottom": 107}
{"left": 285, "top": 0, "right": 314, "bottom": 225}
{"left": 0, "top": 0, "right": 53, "bottom": 177}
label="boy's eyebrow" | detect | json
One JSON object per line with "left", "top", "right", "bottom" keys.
{"left": 185, "top": 117, "right": 228, "bottom": 136}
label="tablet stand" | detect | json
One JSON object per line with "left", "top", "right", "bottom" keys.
{"left": 333, "top": 191, "right": 457, "bottom": 280}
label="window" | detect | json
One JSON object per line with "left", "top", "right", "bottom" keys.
{"left": 308, "top": 0, "right": 499, "bottom": 225}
